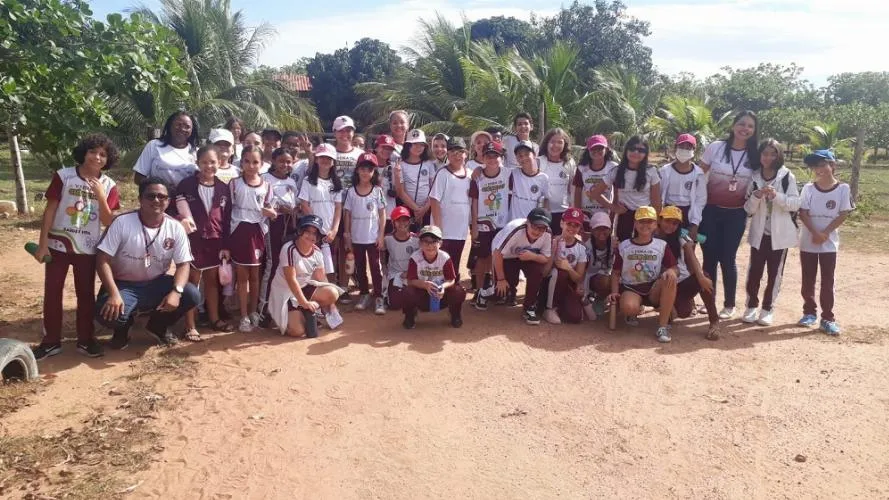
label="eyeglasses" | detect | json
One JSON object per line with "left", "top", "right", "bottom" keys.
{"left": 628, "top": 147, "right": 648, "bottom": 154}
{"left": 420, "top": 238, "right": 440, "bottom": 245}
{"left": 143, "top": 193, "right": 169, "bottom": 201}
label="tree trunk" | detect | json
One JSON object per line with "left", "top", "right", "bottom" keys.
{"left": 7, "top": 122, "right": 30, "bottom": 215}
{"left": 538, "top": 100, "right": 546, "bottom": 143}
{"left": 850, "top": 126, "right": 865, "bottom": 202}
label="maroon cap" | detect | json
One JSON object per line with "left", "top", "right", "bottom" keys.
{"left": 675, "top": 133, "right": 697, "bottom": 147}
{"left": 562, "top": 207, "right": 585, "bottom": 225}
{"left": 483, "top": 142, "right": 504, "bottom": 156}
{"left": 586, "top": 135, "right": 608, "bottom": 150}
{"left": 356, "top": 152, "right": 379, "bottom": 167}
{"left": 375, "top": 135, "right": 396, "bottom": 149}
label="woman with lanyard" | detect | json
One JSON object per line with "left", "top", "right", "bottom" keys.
{"left": 133, "top": 111, "right": 199, "bottom": 200}
{"left": 698, "top": 110, "right": 760, "bottom": 319}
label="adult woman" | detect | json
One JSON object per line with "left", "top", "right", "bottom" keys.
{"left": 224, "top": 116, "right": 246, "bottom": 160}
{"left": 388, "top": 110, "right": 410, "bottom": 154}
{"left": 133, "top": 111, "right": 199, "bottom": 190}
{"left": 699, "top": 110, "right": 761, "bottom": 319}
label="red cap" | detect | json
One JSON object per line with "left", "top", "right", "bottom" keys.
{"left": 675, "top": 133, "right": 697, "bottom": 147}
{"left": 390, "top": 206, "right": 411, "bottom": 220}
{"left": 482, "top": 141, "right": 504, "bottom": 156}
{"left": 586, "top": 135, "right": 608, "bottom": 150}
{"left": 562, "top": 207, "right": 585, "bottom": 225}
{"left": 356, "top": 152, "right": 379, "bottom": 167}
{"left": 375, "top": 135, "right": 396, "bottom": 149}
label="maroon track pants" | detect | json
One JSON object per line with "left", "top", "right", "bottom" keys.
{"left": 42, "top": 249, "right": 96, "bottom": 343}
{"left": 800, "top": 251, "right": 837, "bottom": 321}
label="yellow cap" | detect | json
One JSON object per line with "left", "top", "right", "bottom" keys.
{"left": 634, "top": 206, "right": 657, "bottom": 221}
{"left": 659, "top": 205, "right": 683, "bottom": 221}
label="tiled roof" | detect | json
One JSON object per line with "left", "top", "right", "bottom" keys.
{"left": 273, "top": 73, "right": 312, "bottom": 92}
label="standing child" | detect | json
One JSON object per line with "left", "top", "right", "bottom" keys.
{"left": 344, "top": 153, "right": 387, "bottom": 314}
{"left": 397, "top": 129, "right": 434, "bottom": 229}
{"left": 430, "top": 136, "right": 472, "bottom": 282}
{"left": 31, "top": 134, "right": 121, "bottom": 359}
{"left": 260, "top": 128, "right": 282, "bottom": 166}
{"left": 502, "top": 112, "right": 538, "bottom": 170}
{"left": 469, "top": 141, "right": 511, "bottom": 310}
{"left": 466, "top": 131, "right": 493, "bottom": 173}
{"left": 298, "top": 144, "right": 343, "bottom": 284}
{"left": 373, "top": 134, "right": 400, "bottom": 229}
{"left": 382, "top": 207, "right": 419, "bottom": 311}
{"left": 540, "top": 208, "right": 587, "bottom": 324}
{"left": 508, "top": 141, "right": 550, "bottom": 221}
{"left": 402, "top": 225, "right": 467, "bottom": 329}
{"left": 209, "top": 128, "right": 240, "bottom": 184}
{"left": 229, "top": 145, "right": 277, "bottom": 332}
{"left": 431, "top": 133, "right": 450, "bottom": 170}
{"left": 658, "top": 133, "right": 707, "bottom": 241}
{"left": 573, "top": 135, "right": 618, "bottom": 225}
{"left": 742, "top": 139, "right": 799, "bottom": 326}
{"left": 582, "top": 212, "right": 615, "bottom": 320}
{"left": 797, "top": 150, "right": 853, "bottom": 335}
{"left": 537, "top": 128, "right": 576, "bottom": 235}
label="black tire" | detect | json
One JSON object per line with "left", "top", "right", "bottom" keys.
{"left": 0, "top": 338, "right": 39, "bottom": 381}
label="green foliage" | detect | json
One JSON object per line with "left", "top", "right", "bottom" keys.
{"left": 704, "top": 63, "right": 813, "bottom": 114}
{"left": 469, "top": 16, "right": 539, "bottom": 55}
{"left": 646, "top": 95, "right": 732, "bottom": 149}
{"left": 825, "top": 72, "right": 889, "bottom": 106}
{"left": 758, "top": 107, "right": 820, "bottom": 145}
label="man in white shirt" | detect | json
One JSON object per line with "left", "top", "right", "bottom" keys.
{"left": 95, "top": 177, "right": 200, "bottom": 349}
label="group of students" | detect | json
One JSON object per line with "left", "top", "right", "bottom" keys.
{"left": 29, "top": 108, "right": 854, "bottom": 360}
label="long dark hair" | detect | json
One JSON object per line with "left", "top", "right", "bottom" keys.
{"left": 723, "top": 110, "right": 761, "bottom": 170}
{"left": 401, "top": 142, "right": 429, "bottom": 163}
{"left": 307, "top": 159, "right": 343, "bottom": 193}
{"left": 351, "top": 164, "right": 380, "bottom": 189}
{"left": 758, "top": 138, "right": 785, "bottom": 171}
{"left": 539, "top": 128, "right": 572, "bottom": 162}
{"left": 224, "top": 116, "right": 245, "bottom": 139}
{"left": 659, "top": 227, "right": 682, "bottom": 263}
{"left": 614, "top": 135, "right": 650, "bottom": 192}
{"left": 590, "top": 234, "right": 612, "bottom": 269}
{"left": 159, "top": 111, "right": 199, "bottom": 148}
{"left": 579, "top": 148, "right": 615, "bottom": 168}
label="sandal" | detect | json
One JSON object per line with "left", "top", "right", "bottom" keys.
{"left": 210, "top": 320, "right": 232, "bottom": 332}
{"left": 706, "top": 323, "right": 720, "bottom": 341}
{"left": 183, "top": 328, "right": 203, "bottom": 342}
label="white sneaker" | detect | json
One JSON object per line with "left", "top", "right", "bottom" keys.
{"left": 718, "top": 307, "right": 736, "bottom": 320}
{"left": 249, "top": 311, "right": 261, "bottom": 326}
{"left": 741, "top": 307, "right": 758, "bottom": 323}
{"left": 325, "top": 307, "right": 344, "bottom": 329}
{"left": 543, "top": 308, "right": 562, "bottom": 324}
{"left": 756, "top": 309, "right": 774, "bottom": 326}
{"left": 696, "top": 304, "right": 708, "bottom": 315}
{"left": 656, "top": 326, "right": 672, "bottom": 343}
{"left": 373, "top": 297, "right": 386, "bottom": 315}
{"left": 583, "top": 301, "right": 597, "bottom": 321}
{"left": 354, "top": 294, "right": 371, "bottom": 311}
{"left": 238, "top": 316, "right": 254, "bottom": 333}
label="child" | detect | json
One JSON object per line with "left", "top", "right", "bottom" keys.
{"left": 396, "top": 129, "right": 434, "bottom": 229}
{"left": 236, "top": 132, "right": 271, "bottom": 174}
{"left": 298, "top": 144, "right": 343, "bottom": 284}
{"left": 431, "top": 133, "right": 449, "bottom": 170}
{"left": 261, "top": 128, "right": 282, "bottom": 165}
{"left": 268, "top": 215, "right": 343, "bottom": 338}
{"left": 230, "top": 145, "right": 277, "bottom": 332}
{"left": 508, "top": 141, "right": 550, "bottom": 221}
{"left": 343, "top": 153, "right": 387, "bottom": 314}
{"left": 352, "top": 134, "right": 366, "bottom": 150}
{"left": 175, "top": 145, "right": 232, "bottom": 340}
{"left": 656, "top": 206, "right": 720, "bottom": 341}
{"left": 209, "top": 128, "right": 240, "bottom": 184}
{"left": 430, "top": 136, "right": 472, "bottom": 282}
{"left": 224, "top": 116, "right": 245, "bottom": 160}
{"left": 469, "top": 141, "right": 510, "bottom": 309}
{"left": 31, "top": 134, "right": 121, "bottom": 359}
{"left": 466, "top": 130, "right": 492, "bottom": 173}
{"left": 402, "top": 225, "right": 466, "bottom": 329}
{"left": 797, "top": 150, "right": 854, "bottom": 335}
{"left": 540, "top": 208, "right": 587, "bottom": 324}
{"left": 503, "top": 112, "right": 538, "bottom": 170}
{"left": 590, "top": 135, "right": 662, "bottom": 241}
{"left": 742, "top": 139, "right": 800, "bottom": 326}
{"left": 373, "top": 134, "right": 400, "bottom": 226}
{"left": 609, "top": 206, "right": 677, "bottom": 343}
{"left": 537, "top": 128, "right": 576, "bottom": 235}
{"left": 382, "top": 207, "right": 418, "bottom": 311}
{"left": 573, "top": 135, "right": 618, "bottom": 225}
{"left": 658, "top": 134, "right": 707, "bottom": 241}
{"left": 332, "top": 115, "right": 363, "bottom": 190}
{"left": 582, "top": 212, "right": 615, "bottom": 320}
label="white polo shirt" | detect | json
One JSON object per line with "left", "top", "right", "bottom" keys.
{"left": 98, "top": 212, "right": 192, "bottom": 282}
{"left": 492, "top": 218, "right": 552, "bottom": 259}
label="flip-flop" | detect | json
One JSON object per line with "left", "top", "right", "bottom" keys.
{"left": 210, "top": 320, "right": 232, "bottom": 332}
{"left": 183, "top": 328, "right": 203, "bottom": 342}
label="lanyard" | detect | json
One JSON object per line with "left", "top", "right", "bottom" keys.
{"left": 140, "top": 219, "right": 162, "bottom": 258}
{"left": 728, "top": 150, "right": 747, "bottom": 178}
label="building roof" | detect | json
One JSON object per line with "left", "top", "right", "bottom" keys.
{"left": 273, "top": 73, "right": 312, "bottom": 92}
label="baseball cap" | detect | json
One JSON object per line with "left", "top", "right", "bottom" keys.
{"left": 332, "top": 116, "right": 355, "bottom": 131}
{"left": 562, "top": 208, "right": 584, "bottom": 225}
{"left": 314, "top": 143, "right": 337, "bottom": 159}
{"left": 208, "top": 128, "right": 234, "bottom": 145}
{"left": 590, "top": 212, "right": 612, "bottom": 229}
{"left": 390, "top": 206, "right": 411, "bottom": 220}
{"left": 514, "top": 140, "right": 536, "bottom": 154}
{"left": 634, "top": 206, "right": 658, "bottom": 221}
{"left": 375, "top": 135, "right": 396, "bottom": 149}
{"left": 261, "top": 128, "right": 282, "bottom": 140}
{"left": 418, "top": 225, "right": 443, "bottom": 240}
{"left": 405, "top": 129, "right": 427, "bottom": 144}
{"left": 586, "top": 135, "right": 608, "bottom": 150}
{"left": 675, "top": 133, "right": 697, "bottom": 147}
{"left": 483, "top": 142, "right": 504, "bottom": 156}
{"left": 356, "top": 152, "right": 379, "bottom": 167}
{"left": 527, "top": 207, "right": 552, "bottom": 227}
{"left": 447, "top": 136, "right": 467, "bottom": 151}
{"left": 659, "top": 205, "right": 683, "bottom": 221}
{"left": 803, "top": 149, "right": 836, "bottom": 166}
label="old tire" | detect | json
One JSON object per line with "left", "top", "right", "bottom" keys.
{"left": 0, "top": 338, "right": 39, "bottom": 381}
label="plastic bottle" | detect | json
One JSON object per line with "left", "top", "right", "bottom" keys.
{"left": 24, "top": 241, "right": 52, "bottom": 263}
{"left": 680, "top": 228, "right": 707, "bottom": 244}
{"left": 345, "top": 250, "right": 355, "bottom": 276}
{"left": 429, "top": 282, "right": 443, "bottom": 312}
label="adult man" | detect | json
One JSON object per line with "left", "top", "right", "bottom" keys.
{"left": 95, "top": 177, "right": 201, "bottom": 349}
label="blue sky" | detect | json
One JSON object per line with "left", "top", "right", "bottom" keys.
{"left": 89, "top": 0, "right": 889, "bottom": 86}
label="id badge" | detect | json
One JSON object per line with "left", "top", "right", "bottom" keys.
{"left": 144, "top": 255, "right": 152, "bottom": 268}
{"left": 728, "top": 178, "right": 738, "bottom": 192}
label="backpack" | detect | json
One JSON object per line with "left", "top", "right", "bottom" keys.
{"left": 753, "top": 174, "right": 798, "bottom": 227}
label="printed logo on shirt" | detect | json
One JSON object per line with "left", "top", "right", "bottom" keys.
{"left": 337, "top": 167, "right": 345, "bottom": 178}
{"left": 219, "top": 196, "right": 227, "bottom": 208}
{"left": 567, "top": 253, "right": 576, "bottom": 263}
{"left": 420, "top": 169, "right": 428, "bottom": 177}
{"left": 406, "top": 246, "right": 415, "bottom": 255}
{"left": 255, "top": 194, "right": 262, "bottom": 204}
{"left": 366, "top": 201, "right": 374, "bottom": 211}
{"left": 485, "top": 191, "right": 503, "bottom": 211}
{"left": 826, "top": 200, "right": 836, "bottom": 210}
{"left": 163, "top": 238, "right": 175, "bottom": 250}
{"left": 65, "top": 200, "right": 98, "bottom": 227}
{"left": 559, "top": 171, "right": 568, "bottom": 179}
{"left": 684, "top": 181, "right": 693, "bottom": 191}
{"left": 530, "top": 185, "right": 539, "bottom": 194}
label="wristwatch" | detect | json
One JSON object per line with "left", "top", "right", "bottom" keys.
{"left": 173, "top": 285, "right": 184, "bottom": 294}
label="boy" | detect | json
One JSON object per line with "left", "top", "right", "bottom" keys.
{"left": 469, "top": 141, "right": 510, "bottom": 309}
{"left": 430, "top": 136, "right": 472, "bottom": 282}
{"left": 402, "top": 225, "right": 466, "bottom": 329}
{"left": 502, "top": 112, "right": 538, "bottom": 170}
{"left": 261, "top": 128, "right": 282, "bottom": 165}
{"left": 508, "top": 140, "right": 549, "bottom": 221}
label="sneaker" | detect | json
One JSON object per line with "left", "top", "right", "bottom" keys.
{"left": 32, "top": 343, "right": 62, "bottom": 361}
{"left": 798, "top": 314, "right": 818, "bottom": 327}
{"left": 593, "top": 299, "right": 607, "bottom": 318}
{"left": 496, "top": 289, "right": 517, "bottom": 306}
{"left": 403, "top": 314, "right": 416, "bottom": 330}
{"left": 583, "top": 301, "right": 596, "bottom": 321}
{"left": 354, "top": 294, "right": 372, "bottom": 311}
{"left": 718, "top": 307, "right": 736, "bottom": 320}
{"left": 450, "top": 314, "right": 463, "bottom": 328}
{"left": 76, "top": 340, "right": 104, "bottom": 358}
{"left": 696, "top": 304, "right": 708, "bottom": 315}
{"left": 625, "top": 315, "right": 639, "bottom": 327}
{"left": 239, "top": 316, "right": 254, "bottom": 333}
{"left": 325, "top": 307, "right": 344, "bottom": 329}
{"left": 756, "top": 309, "right": 774, "bottom": 326}
{"left": 149, "top": 328, "right": 179, "bottom": 346}
{"left": 543, "top": 308, "right": 561, "bottom": 325}
{"left": 374, "top": 297, "right": 386, "bottom": 315}
{"left": 523, "top": 308, "right": 541, "bottom": 325}
{"left": 656, "top": 326, "right": 672, "bottom": 343}
{"left": 820, "top": 319, "right": 841, "bottom": 336}
{"left": 248, "top": 311, "right": 261, "bottom": 326}
{"left": 338, "top": 293, "right": 353, "bottom": 305}
{"left": 474, "top": 292, "right": 489, "bottom": 311}
{"left": 741, "top": 307, "right": 758, "bottom": 323}
{"left": 108, "top": 332, "right": 130, "bottom": 350}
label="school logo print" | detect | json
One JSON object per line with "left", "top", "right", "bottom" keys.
{"left": 406, "top": 246, "right": 415, "bottom": 255}
{"left": 366, "top": 202, "right": 374, "bottom": 211}
{"left": 530, "top": 185, "right": 539, "bottom": 194}
{"left": 420, "top": 169, "right": 428, "bottom": 176}
{"left": 219, "top": 196, "right": 227, "bottom": 208}
{"left": 163, "top": 238, "right": 175, "bottom": 250}
{"left": 684, "top": 181, "right": 693, "bottom": 191}
{"left": 559, "top": 171, "right": 567, "bottom": 179}
{"left": 411, "top": 130, "right": 422, "bottom": 139}
{"left": 255, "top": 194, "right": 262, "bottom": 204}
{"left": 567, "top": 253, "right": 576, "bottom": 264}
{"left": 826, "top": 200, "right": 837, "bottom": 210}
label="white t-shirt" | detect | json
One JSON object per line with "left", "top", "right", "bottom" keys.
{"left": 508, "top": 169, "right": 549, "bottom": 221}
{"left": 290, "top": 159, "right": 309, "bottom": 196}
{"left": 573, "top": 161, "right": 617, "bottom": 215}
{"left": 298, "top": 176, "right": 343, "bottom": 235}
{"left": 384, "top": 233, "right": 419, "bottom": 282}
{"left": 278, "top": 241, "right": 325, "bottom": 288}
{"left": 46, "top": 167, "right": 120, "bottom": 255}
{"left": 493, "top": 218, "right": 552, "bottom": 259}
{"left": 133, "top": 139, "right": 198, "bottom": 188}
{"left": 378, "top": 160, "right": 398, "bottom": 214}
{"left": 585, "top": 242, "right": 614, "bottom": 277}
{"left": 230, "top": 177, "right": 271, "bottom": 233}
{"left": 658, "top": 162, "right": 707, "bottom": 226}
{"left": 469, "top": 167, "right": 510, "bottom": 231}
{"left": 97, "top": 212, "right": 193, "bottom": 282}
{"left": 466, "top": 159, "right": 484, "bottom": 173}
{"left": 605, "top": 166, "right": 660, "bottom": 211}
{"left": 701, "top": 141, "right": 755, "bottom": 208}
{"left": 799, "top": 182, "right": 854, "bottom": 253}
{"left": 537, "top": 157, "right": 575, "bottom": 213}
{"left": 400, "top": 160, "right": 434, "bottom": 207}
{"left": 335, "top": 147, "right": 364, "bottom": 190}
{"left": 503, "top": 135, "right": 539, "bottom": 170}
{"left": 215, "top": 164, "right": 241, "bottom": 184}
{"left": 555, "top": 237, "right": 587, "bottom": 267}
{"left": 430, "top": 167, "right": 471, "bottom": 240}
{"left": 344, "top": 186, "right": 386, "bottom": 245}
{"left": 198, "top": 184, "right": 214, "bottom": 215}
{"left": 614, "top": 238, "right": 676, "bottom": 286}
{"left": 408, "top": 249, "right": 454, "bottom": 284}
{"left": 262, "top": 172, "right": 299, "bottom": 213}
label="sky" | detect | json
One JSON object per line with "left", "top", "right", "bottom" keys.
{"left": 89, "top": 0, "right": 889, "bottom": 86}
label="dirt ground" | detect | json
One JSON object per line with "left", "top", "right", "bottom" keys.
{"left": 1, "top": 225, "right": 888, "bottom": 499}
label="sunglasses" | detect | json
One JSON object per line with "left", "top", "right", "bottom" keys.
{"left": 142, "top": 193, "right": 170, "bottom": 201}
{"left": 628, "top": 147, "right": 648, "bottom": 154}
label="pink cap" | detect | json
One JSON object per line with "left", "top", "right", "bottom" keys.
{"left": 675, "top": 133, "right": 697, "bottom": 147}
{"left": 589, "top": 211, "right": 612, "bottom": 229}
{"left": 586, "top": 135, "right": 608, "bottom": 150}
{"left": 314, "top": 143, "right": 337, "bottom": 159}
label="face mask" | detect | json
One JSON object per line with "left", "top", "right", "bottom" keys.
{"left": 675, "top": 149, "right": 694, "bottom": 163}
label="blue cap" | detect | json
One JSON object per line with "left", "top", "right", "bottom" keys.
{"left": 803, "top": 149, "right": 836, "bottom": 166}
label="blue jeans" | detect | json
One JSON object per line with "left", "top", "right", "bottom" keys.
{"left": 699, "top": 205, "right": 747, "bottom": 308}
{"left": 95, "top": 275, "right": 201, "bottom": 335}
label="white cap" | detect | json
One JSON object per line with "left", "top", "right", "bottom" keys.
{"left": 314, "top": 143, "right": 337, "bottom": 159}
{"left": 590, "top": 211, "right": 612, "bottom": 229}
{"left": 332, "top": 115, "right": 355, "bottom": 131}
{"left": 208, "top": 128, "right": 234, "bottom": 145}
{"left": 405, "top": 129, "right": 427, "bottom": 144}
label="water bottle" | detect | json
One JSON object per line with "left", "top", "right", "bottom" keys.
{"left": 25, "top": 241, "right": 52, "bottom": 263}
{"left": 345, "top": 250, "right": 355, "bottom": 276}
{"left": 680, "top": 228, "right": 707, "bottom": 244}
{"left": 429, "top": 282, "right": 443, "bottom": 312}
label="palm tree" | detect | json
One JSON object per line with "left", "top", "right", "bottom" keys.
{"left": 806, "top": 121, "right": 849, "bottom": 151}
{"left": 584, "top": 64, "right": 662, "bottom": 148}
{"left": 646, "top": 95, "right": 733, "bottom": 149}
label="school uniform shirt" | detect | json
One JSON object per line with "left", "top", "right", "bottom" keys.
{"left": 378, "top": 159, "right": 398, "bottom": 214}
{"left": 492, "top": 218, "right": 552, "bottom": 259}
{"left": 215, "top": 164, "right": 241, "bottom": 184}
{"left": 45, "top": 167, "right": 121, "bottom": 254}
{"left": 573, "top": 161, "right": 618, "bottom": 215}
{"left": 400, "top": 160, "right": 434, "bottom": 207}
{"left": 230, "top": 177, "right": 272, "bottom": 234}
{"left": 743, "top": 167, "right": 800, "bottom": 251}
{"left": 508, "top": 169, "right": 549, "bottom": 221}
{"left": 269, "top": 241, "right": 326, "bottom": 333}
{"left": 133, "top": 139, "right": 198, "bottom": 188}
{"left": 430, "top": 167, "right": 472, "bottom": 240}
{"left": 407, "top": 249, "right": 456, "bottom": 284}
{"left": 384, "top": 233, "right": 419, "bottom": 283}
{"left": 298, "top": 177, "right": 343, "bottom": 235}
{"left": 290, "top": 160, "right": 310, "bottom": 196}
{"left": 335, "top": 147, "right": 364, "bottom": 190}
{"left": 658, "top": 162, "right": 707, "bottom": 226}
{"left": 97, "top": 212, "right": 193, "bottom": 282}
{"left": 176, "top": 175, "right": 231, "bottom": 242}
{"left": 701, "top": 140, "right": 755, "bottom": 208}
{"left": 262, "top": 173, "right": 300, "bottom": 213}
{"left": 585, "top": 242, "right": 614, "bottom": 277}
{"left": 344, "top": 186, "right": 386, "bottom": 245}
{"left": 666, "top": 232, "right": 695, "bottom": 282}
{"left": 503, "top": 135, "right": 539, "bottom": 170}
{"left": 466, "top": 159, "right": 484, "bottom": 173}
{"left": 538, "top": 157, "right": 576, "bottom": 213}
{"left": 799, "top": 182, "right": 854, "bottom": 253}
{"left": 604, "top": 166, "right": 660, "bottom": 211}
{"left": 554, "top": 236, "right": 588, "bottom": 270}
{"left": 613, "top": 238, "right": 676, "bottom": 287}
{"left": 469, "top": 167, "right": 510, "bottom": 232}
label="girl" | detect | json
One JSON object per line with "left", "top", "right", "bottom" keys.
{"left": 343, "top": 153, "right": 387, "bottom": 314}
{"left": 332, "top": 115, "right": 364, "bottom": 292}
{"left": 236, "top": 132, "right": 271, "bottom": 174}
{"left": 352, "top": 134, "right": 366, "bottom": 150}
{"left": 31, "top": 134, "right": 121, "bottom": 360}
{"left": 797, "top": 150, "right": 854, "bottom": 335}
{"left": 431, "top": 133, "right": 449, "bottom": 170}
{"left": 373, "top": 134, "right": 400, "bottom": 227}
{"left": 430, "top": 136, "right": 472, "bottom": 282}
{"left": 540, "top": 208, "right": 587, "bottom": 325}
{"left": 229, "top": 145, "right": 277, "bottom": 332}
{"left": 382, "top": 207, "right": 418, "bottom": 311}
{"left": 466, "top": 131, "right": 493, "bottom": 173}
{"left": 508, "top": 141, "right": 549, "bottom": 220}
{"left": 268, "top": 215, "right": 343, "bottom": 338}
{"left": 469, "top": 141, "right": 510, "bottom": 309}
{"left": 573, "top": 135, "right": 618, "bottom": 225}
{"left": 609, "top": 206, "right": 677, "bottom": 343}
{"left": 590, "top": 135, "right": 661, "bottom": 242}
{"left": 133, "top": 111, "right": 198, "bottom": 190}
{"left": 537, "top": 128, "right": 576, "bottom": 235}
{"left": 209, "top": 128, "right": 240, "bottom": 184}
{"left": 699, "top": 110, "right": 761, "bottom": 319}
{"left": 397, "top": 129, "right": 434, "bottom": 229}
{"left": 175, "top": 146, "right": 232, "bottom": 339}
{"left": 388, "top": 110, "right": 410, "bottom": 154}
{"left": 298, "top": 144, "right": 343, "bottom": 284}
{"left": 658, "top": 133, "right": 707, "bottom": 241}
{"left": 742, "top": 139, "right": 800, "bottom": 326}
{"left": 582, "top": 212, "right": 614, "bottom": 321}
{"left": 224, "top": 116, "right": 245, "bottom": 160}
